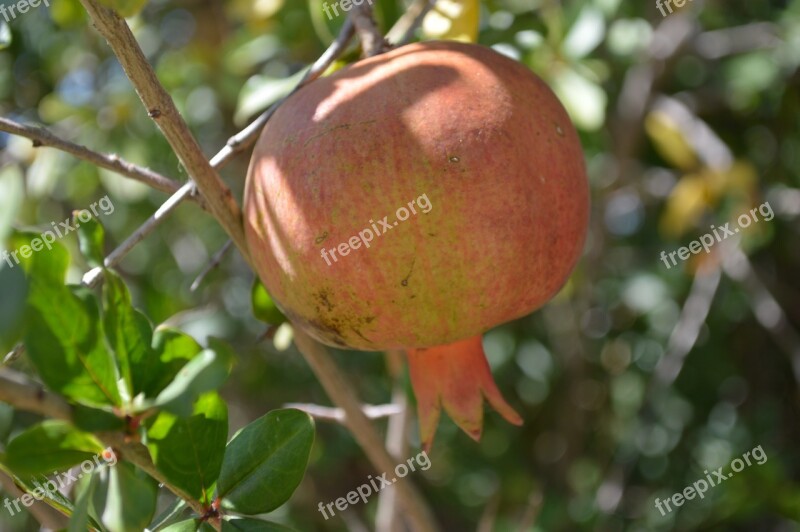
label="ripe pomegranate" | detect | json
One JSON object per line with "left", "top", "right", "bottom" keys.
{"left": 244, "top": 41, "right": 589, "bottom": 448}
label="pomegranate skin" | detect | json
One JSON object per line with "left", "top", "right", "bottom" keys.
{"left": 244, "top": 41, "right": 589, "bottom": 350}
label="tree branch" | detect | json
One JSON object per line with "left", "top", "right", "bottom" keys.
{"left": 386, "top": 0, "right": 435, "bottom": 45}
{"left": 0, "top": 367, "right": 213, "bottom": 524}
{"left": 292, "top": 330, "right": 438, "bottom": 532}
{"left": 350, "top": 3, "right": 390, "bottom": 56}
{"left": 77, "top": 0, "right": 250, "bottom": 264}
{"left": 0, "top": 116, "right": 204, "bottom": 208}
{"left": 82, "top": 182, "right": 195, "bottom": 288}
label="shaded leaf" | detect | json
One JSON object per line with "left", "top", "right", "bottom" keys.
{"left": 103, "top": 270, "right": 155, "bottom": 401}
{"left": 75, "top": 210, "right": 105, "bottom": 268}
{"left": 151, "top": 346, "right": 234, "bottom": 418}
{"left": 216, "top": 409, "right": 314, "bottom": 515}
{"left": 93, "top": 461, "right": 157, "bottom": 532}
{"left": 4, "top": 420, "right": 104, "bottom": 476}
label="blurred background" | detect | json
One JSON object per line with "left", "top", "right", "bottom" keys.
{"left": 1, "top": 0, "right": 799, "bottom": 530}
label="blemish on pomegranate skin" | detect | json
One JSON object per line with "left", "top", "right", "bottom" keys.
{"left": 315, "top": 231, "right": 329, "bottom": 244}
{"left": 555, "top": 124, "right": 565, "bottom": 136}
{"left": 449, "top": 156, "right": 461, "bottom": 163}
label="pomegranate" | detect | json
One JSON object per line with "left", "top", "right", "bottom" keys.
{"left": 244, "top": 41, "right": 589, "bottom": 448}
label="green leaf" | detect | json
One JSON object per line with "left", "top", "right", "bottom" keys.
{"left": 141, "top": 328, "right": 204, "bottom": 398}
{"left": 4, "top": 420, "right": 104, "bottom": 476}
{"left": 151, "top": 345, "right": 234, "bottom": 417}
{"left": 72, "top": 404, "right": 127, "bottom": 432}
{"left": 146, "top": 393, "right": 228, "bottom": 505}
{"left": 148, "top": 498, "right": 189, "bottom": 531}
{"left": 13, "top": 232, "right": 122, "bottom": 407}
{"left": 251, "top": 278, "right": 287, "bottom": 326}
{"left": 161, "top": 520, "right": 202, "bottom": 532}
{"left": 216, "top": 409, "right": 314, "bottom": 515}
{"left": 103, "top": 270, "right": 155, "bottom": 401}
{"left": 67, "top": 470, "right": 98, "bottom": 532}
{"left": 75, "top": 210, "right": 105, "bottom": 268}
{"left": 93, "top": 462, "right": 157, "bottom": 532}
{"left": 0, "top": 260, "right": 27, "bottom": 347}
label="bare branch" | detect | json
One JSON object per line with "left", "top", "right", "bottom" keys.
{"left": 376, "top": 351, "right": 411, "bottom": 532}
{"left": 722, "top": 244, "right": 800, "bottom": 379}
{"left": 77, "top": 0, "right": 250, "bottom": 264}
{"left": 654, "top": 264, "right": 722, "bottom": 387}
{"left": 191, "top": 239, "right": 234, "bottom": 292}
{"left": 386, "top": 0, "right": 435, "bottom": 45}
{"left": 82, "top": 182, "right": 196, "bottom": 288}
{"left": 3, "top": 343, "right": 25, "bottom": 366}
{"left": 209, "top": 19, "right": 356, "bottom": 170}
{"left": 292, "top": 330, "right": 438, "bottom": 532}
{"left": 0, "top": 367, "right": 213, "bottom": 522}
{"left": 283, "top": 402, "right": 403, "bottom": 423}
{"left": 0, "top": 367, "right": 72, "bottom": 421}
{"left": 0, "top": 116, "right": 204, "bottom": 208}
{"left": 349, "top": 3, "right": 390, "bottom": 56}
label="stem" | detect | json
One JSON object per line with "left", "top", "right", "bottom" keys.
{"left": 82, "top": 182, "right": 195, "bottom": 288}
{"left": 0, "top": 368, "right": 214, "bottom": 525}
{"left": 293, "top": 330, "right": 439, "bottom": 532}
{"left": 77, "top": 0, "right": 250, "bottom": 263}
{"left": 0, "top": 117, "right": 203, "bottom": 207}
{"left": 349, "top": 3, "right": 389, "bottom": 56}
{"left": 386, "top": 0, "right": 435, "bottom": 45}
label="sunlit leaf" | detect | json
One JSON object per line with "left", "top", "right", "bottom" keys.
{"left": 146, "top": 393, "right": 228, "bottom": 505}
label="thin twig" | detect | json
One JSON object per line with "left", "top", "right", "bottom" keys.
{"left": 0, "top": 367, "right": 72, "bottom": 421}
{"left": 653, "top": 265, "right": 723, "bottom": 388}
{"left": 0, "top": 117, "right": 204, "bottom": 207}
{"left": 721, "top": 244, "right": 800, "bottom": 379}
{"left": 375, "top": 351, "right": 410, "bottom": 532}
{"left": 386, "top": 0, "right": 435, "bottom": 45}
{"left": 283, "top": 402, "right": 403, "bottom": 423}
{"left": 82, "top": 19, "right": 357, "bottom": 289}
{"left": 3, "top": 343, "right": 25, "bottom": 366}
{"left": 292, "top": 330, "right": 438, "bottom": 532}
{"left": 190, "top": 240, "right": 234, "bottom": 292}
{"left": 0, "top": 367, "right": 213, "bottom": 521}
{"left": 82, "top": 182, "right": 195, "bottom": 288}
{"left": 209, "top": 18, "right": 356, "bottom": 169}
